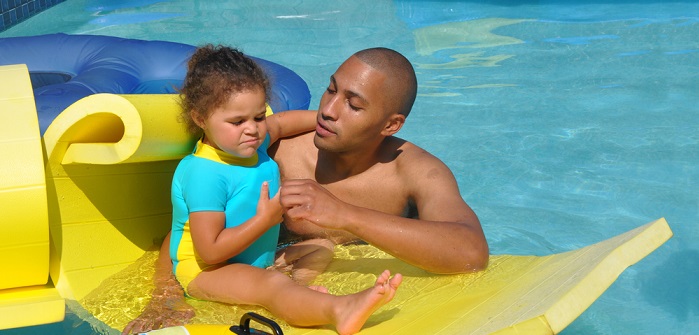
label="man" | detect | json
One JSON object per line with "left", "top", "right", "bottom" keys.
{"left": 123, "top": 47, "right": 488, "bottom": 334}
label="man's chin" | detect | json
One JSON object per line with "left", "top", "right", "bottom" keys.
{"left": 313, "top": 133, "right": 325, "bottom": 148}
{"left": 313, "top": 133, "right": 337, "bottom": 152}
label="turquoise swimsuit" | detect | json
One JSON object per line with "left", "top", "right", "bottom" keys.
{"left": 169, "top": 135, "right": 280, "bottom": 291}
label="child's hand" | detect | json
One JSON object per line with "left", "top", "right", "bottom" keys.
{"left": 257, "top": 181, "right": 283, "bottom": 226}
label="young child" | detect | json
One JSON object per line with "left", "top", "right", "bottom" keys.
{"left": 170, "top": 44, "right": 402, "bottom": 335}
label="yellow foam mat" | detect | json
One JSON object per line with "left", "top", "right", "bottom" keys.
{"left": 0, "top": 64, "right": 63, "bottom": 330}
{"left": 106, "top": 218, "right": 669, "bottom": 335}
{"left": 0, "top": 284, "right": 65, "bottom": 330}
{"left": 42, "top": 93, "right": 197, "bottom": 301}
{"left": 0, "top": 64, "right": 50, "bottom": 290}
{"left": 199, "top": 218, "right": 671, "bottom": 335}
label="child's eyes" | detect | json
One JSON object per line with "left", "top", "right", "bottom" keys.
{"left": 228, "top": 115, "right": 265, "bottom": 125}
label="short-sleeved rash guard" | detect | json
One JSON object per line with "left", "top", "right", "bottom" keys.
{"left": 170, "top": 135, "right": 280, "bottom": 283}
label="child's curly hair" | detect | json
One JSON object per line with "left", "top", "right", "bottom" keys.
{"left": 179, "top": 44, "right": 270, "bottom": 135}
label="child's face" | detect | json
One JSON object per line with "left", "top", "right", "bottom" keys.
{"left": 198, "top": 88, "right": 268, "bottom": 158}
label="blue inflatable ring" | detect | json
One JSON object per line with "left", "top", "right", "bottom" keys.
{"left": 0, "top": 33, "right": 311, "bottom": 135}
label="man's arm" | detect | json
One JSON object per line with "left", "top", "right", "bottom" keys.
{"left": 280, "top": 150, "right": 488, "bottom": 274}
{"left": 390, "top": 148, "right": 489, "bottom": 273}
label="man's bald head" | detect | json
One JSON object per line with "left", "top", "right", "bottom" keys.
{"left": 353, "top": 48, "right": 417, "bottom": 118}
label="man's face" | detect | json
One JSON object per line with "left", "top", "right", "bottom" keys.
{"left": 314, "top": 56, "right": 391, "bottom": 153}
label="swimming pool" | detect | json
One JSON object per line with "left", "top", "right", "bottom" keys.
{"left": 1, "top": 0, "right": 696, "bottom": 334}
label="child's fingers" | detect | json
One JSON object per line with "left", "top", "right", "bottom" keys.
{"left": 259, "top": 181, "right": 270, "bottom": 201}
{"left": 270, "top": 186, "right": 281, "bottom": 202}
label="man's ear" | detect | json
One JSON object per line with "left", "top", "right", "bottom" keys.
{"left": 381, "top": 113, "right": 406, "bottom": 136}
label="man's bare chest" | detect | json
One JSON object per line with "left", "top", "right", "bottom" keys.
{"left": 323, "top": 179, "right": 408, "bottom": 216}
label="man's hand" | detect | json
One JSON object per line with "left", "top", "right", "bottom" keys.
{"left": 279, "top": 179, "right": 347, "bottom": 230}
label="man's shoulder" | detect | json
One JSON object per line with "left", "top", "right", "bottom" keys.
{"left": 384, "top": 136, "right": 453, "bottom": 181}
{"left": 386, "top": 136, "right": 441, "bottom": 164}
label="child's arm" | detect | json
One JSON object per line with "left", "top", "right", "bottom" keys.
{"left": 266, "top": 110, "right": 317, "bottom": 143}
{"left": 190, "top": 182, "right": 283, "bottom": 264}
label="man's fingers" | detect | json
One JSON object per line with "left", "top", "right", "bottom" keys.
{"left": 281, "top": 178, "right": 313, "bottom": 187}
{"left": 280, "top": 191, "right": 300, "bottom": 205}
{"left": 280, "top": 179, "right": 319, "bottom": 195}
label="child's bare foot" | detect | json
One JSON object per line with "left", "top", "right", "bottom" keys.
{"left": 334, "top": 270, "right": 403, "bottom": 335}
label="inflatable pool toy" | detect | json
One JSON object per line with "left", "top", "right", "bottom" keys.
{"left": 0, "top": 33, "right": 311, "bottom": 135}
{"left": 0, "top": 35, "right": 672, "bottom": 334}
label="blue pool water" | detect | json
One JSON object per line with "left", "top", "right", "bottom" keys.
{"left": 1, "top": 0, "right": 697, "bottom": 334}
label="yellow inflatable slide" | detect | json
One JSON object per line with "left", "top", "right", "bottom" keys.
{"left": 0, "top": 64, "right": 672, "bottom": 334}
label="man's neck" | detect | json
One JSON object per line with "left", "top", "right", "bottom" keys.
{"left": 315, "top": 141, "right": 384, "bottom": 184}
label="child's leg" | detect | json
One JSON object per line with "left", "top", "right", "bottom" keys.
{"left": 274, "top": 238, "right": 335, "bottom": 285}
{"left": 187, "top": 264, "right": 402, "bottom": 335}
